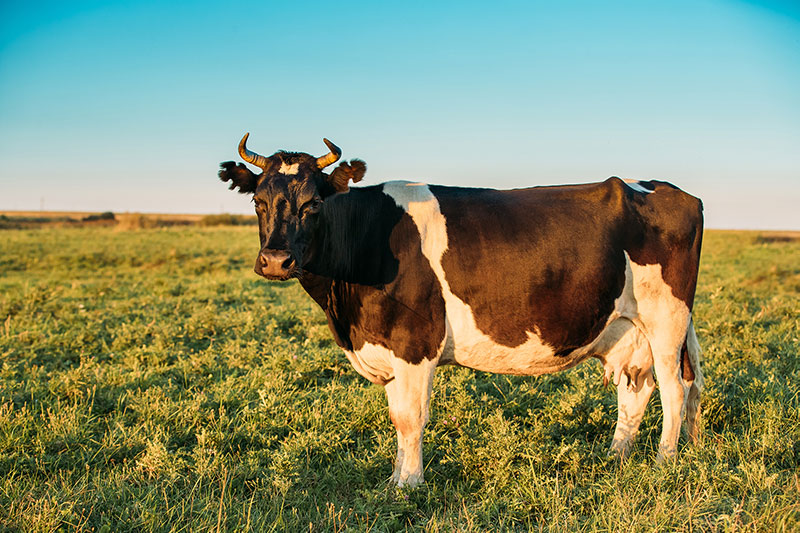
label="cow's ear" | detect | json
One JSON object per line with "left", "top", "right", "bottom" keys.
{"left": 327, "top": 159, "right": 366, "bottom": 193}
{"left": 219, "top": 161, "right": 260, "bottom": 194}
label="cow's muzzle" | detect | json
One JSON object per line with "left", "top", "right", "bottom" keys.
{"left": 255, "top": 249, "right": 297, "bottom": 280}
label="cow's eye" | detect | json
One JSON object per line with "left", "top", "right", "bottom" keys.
{"left": 301, "top": 199, "right": 322, "bottom": 216}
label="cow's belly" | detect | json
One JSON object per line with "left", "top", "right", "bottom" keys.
{"left": 440, "top": 302, "right": 590, "bottom": 376}
{"left": 446, "top": 334, "right": 586, "bottom": 375}
{"left": 442, "top": 314, "right": 647, "bottom": 379}
{"left": 439, "top": 251, "right": 644, "bottom": 377}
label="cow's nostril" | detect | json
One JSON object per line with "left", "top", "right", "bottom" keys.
{"left": 257, "top": 250, "right": 295, "bottom": 278}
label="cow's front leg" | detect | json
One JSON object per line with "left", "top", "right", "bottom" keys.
{"left": 384, "top": 357, "right": 438, "bottom": 488}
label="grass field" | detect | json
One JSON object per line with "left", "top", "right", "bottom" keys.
{"left": 1, "top": 226, "right": 798, "bottom": 532}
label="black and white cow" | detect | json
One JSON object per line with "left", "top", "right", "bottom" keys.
{"left": 219, "top": 135, "right": 704, "bottom": 487}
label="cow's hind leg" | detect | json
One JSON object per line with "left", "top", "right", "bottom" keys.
{"left": 610, "top": 368, "right": 656, "bottom": 458}
{"left": 651, "top": 328, "right": 692, "bottom": 461}
{"left": 603, "top": 320, "right": 656, "bottom": 458}
{"left": 683, "top": 319, "right": 704, "bottom": 444}
{"left": 629, "top": 259, "right": 693, "bottom": 461}
{"left": 384, "top": 357, "right": 438, "bottom": 488}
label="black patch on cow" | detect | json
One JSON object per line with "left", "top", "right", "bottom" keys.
{"left": 299, "top": 187, "right": 446, "bottom": 364}
{"left": 430, "top": 176, "right": 703, "bottom": 354}
{"left": 305, "top": 186, "right": 403, "bottom": 285}
{"left": 430, "top": 180, "right": 629, "bottom": 353}
{"left": 621, "top": 179, "right": 704, "bottom": 312}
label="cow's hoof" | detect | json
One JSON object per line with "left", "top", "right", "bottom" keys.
{"left": 392, "top": 470, "right": 423, "bottom": 488}
{"left": 655, "top": 445, "right": 677, "bottom": 463}
{"left": 608, "top": 439, "right": 633, "bottom": 460}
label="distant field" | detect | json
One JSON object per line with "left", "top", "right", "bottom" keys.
{"left": 0, "top": 211, "right": 255, "bottom": 230}
{"left": 0, "top": 211, "right": 207, "bottom": 221}
{"left": 0, "top": 227, "right": 798, "bottom": 531}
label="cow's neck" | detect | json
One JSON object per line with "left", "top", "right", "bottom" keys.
{"left": 297, "top": 273, "right": 333, "bottom": 311}
{"left": 302, "top": 186, "right": 404, "bottom": 287}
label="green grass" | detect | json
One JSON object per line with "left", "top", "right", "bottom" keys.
{"left": 1, "top": 227, "right": 798, "bottom": 532}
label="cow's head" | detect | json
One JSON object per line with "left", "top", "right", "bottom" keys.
{"left": 219, "top": 134, "right": 366, "bottom": 280}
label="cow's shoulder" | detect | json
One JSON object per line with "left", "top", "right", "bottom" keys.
{"left": 315, "top": 186, "right": 447, "bottom": 364}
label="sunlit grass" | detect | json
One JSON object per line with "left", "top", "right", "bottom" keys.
{"left": 1, "top": 227, "right": 798, "bottom": 531}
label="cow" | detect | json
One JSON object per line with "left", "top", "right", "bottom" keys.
{"left": 218, "top": 134, "right": 704, "bottom": 488}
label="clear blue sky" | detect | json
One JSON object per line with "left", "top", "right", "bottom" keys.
{"left": 1, "top": 0, "right": 798, "bottom": 229}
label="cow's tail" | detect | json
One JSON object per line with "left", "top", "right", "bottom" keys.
{"left": 682, "top": 318, "right": 704, "bottom": 443}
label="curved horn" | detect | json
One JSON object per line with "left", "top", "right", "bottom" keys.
{"left": 316, "top": 138, "right": 342, "bottom": 169}
{"left": 238, "top": 133, "right": 270, "bottom": 170}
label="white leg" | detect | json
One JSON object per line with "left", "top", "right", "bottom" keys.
{"left": 653, "top": 347, "right": 690, "bottom": 461}
{"left": 683, "top": 320, "right": 704, "bottom": 444}
{"left": 609, "top": 369, "right": 656, "bottom": 458}
{"left": 384, "top": 357, "right": 438, "bottom": 488}
{"left": 628, "top": 257, "right": 695, "bottom": 461}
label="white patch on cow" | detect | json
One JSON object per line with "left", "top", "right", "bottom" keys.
{"left": 278, "top": 162, "right": 299, "bottom": 175}
{"left": 623, "top": 180, "right": 653, "bottom": 194}
{"left": 344, "top": 342, "right": 394, "bottom": 385}
{"left": 382, "top": 181, "right": 579, "bottom": 376}
{"left": 627, "top": 260, "right": 690, "bottom": 351}
{"left": 628, "top": 257, "right": 692, "bottom": 460}
{"left": 384, "top": 355, "right": 439, "bottom": 487}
